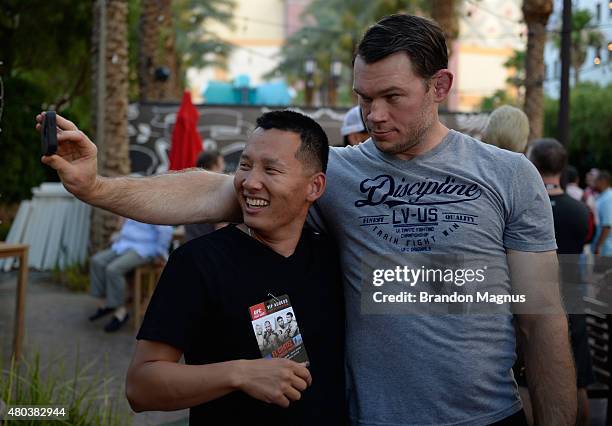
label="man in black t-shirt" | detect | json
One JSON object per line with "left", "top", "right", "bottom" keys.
{"left": 527, "top": 138, "right": 594, "bottom": 426}
{"left": 126, "top": 111, "right": 347, "bottom": 425}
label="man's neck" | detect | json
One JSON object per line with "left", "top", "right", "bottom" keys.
{"left": 542, "top": 175, "right": 563, "bottom": 195}
{"left": 237, "top": 222, "right": 304, "bottom": 257}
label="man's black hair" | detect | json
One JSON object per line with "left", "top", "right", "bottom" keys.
{"left": 276, "top": 316, "right": 283, "bottom": 322}
{"left": 286, "top": 312, "right": 293, "bottom": 317}
{"left": 255, "top": 110, "right": 329, "bottom": 173}
{"left": 528, "top": 138, "right": 568, "bottom": 176}
{"left": 355, "top": 14, "right": 448, "bottom": 81}
{"left": 597, "top": 170, "right": 611, "bottom": 184}
{"left": 565, "top": 165, "right": 579, "bottom": 184}
{"left": 196, "top": 149, "right": 221, "bottom": 170}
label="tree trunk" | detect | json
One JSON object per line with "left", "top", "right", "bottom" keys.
{"left": 430, "top": 0, "right": 459, "bottom": 110}
{"left": 138, "top": 0, "right": 183, "bottom": 101}
{"left": 90, "top": 0, "right": 130, "bottom": 253}
{"left": 522, "top": 0, "right": 553, "bottom": 141}
{"left": 573, "top": 64, "right": 580, "bottom": 86}
{"left": 431, "top": 0, "right": 459, "bottom": 56}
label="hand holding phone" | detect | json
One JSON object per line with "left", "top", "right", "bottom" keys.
{"left": 41, "top": 111, "right": 58, "bottom": 156}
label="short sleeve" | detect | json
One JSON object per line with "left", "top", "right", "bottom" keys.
{"left": 599, "top": 196, "right": 612, "bottom": 227}
{"left": 137, "top": 246, "right": 207, "bottom": 350}
{"left": 503, "top": 156, "right": 557, "bottom": 252}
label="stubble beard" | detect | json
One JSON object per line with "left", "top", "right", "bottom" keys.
{"left": 373, "top": 89, "right": 437, "bottom": 157}
{"left": 374, "top": 109, "right": 434, "bottom": 158}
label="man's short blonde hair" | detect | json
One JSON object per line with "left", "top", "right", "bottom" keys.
{"left": 483, "top": 105, "right": 530, "bottom": 153}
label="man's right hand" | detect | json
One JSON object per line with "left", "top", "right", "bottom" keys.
{"left": 35, "top": 112, "right": 100, "bottom": 201}
{"left": 235, "top": 358, "right": 312, "bottom": 408}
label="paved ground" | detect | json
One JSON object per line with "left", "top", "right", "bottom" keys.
{"left": 0, "top": 270, "right": 608, "bottom": 425}
{"left": 0, "top": 271, "right": 188, "bottom": 426}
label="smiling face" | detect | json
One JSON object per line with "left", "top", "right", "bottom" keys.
{"left": 354, "top": 52, "right": 442, "bottom": 159}
{"left": 234, "top": 128, "right": 322, "bottom": 236}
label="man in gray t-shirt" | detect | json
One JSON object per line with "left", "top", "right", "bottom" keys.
{"left": 39, "top": 13, "right": 575, "bottom": 426}
{"left": 309, "top": 130, "right": 557, "bottom": 425}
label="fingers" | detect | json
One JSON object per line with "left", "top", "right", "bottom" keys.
{"left": 290, "top": 375, "right": 308, "bottom": 392}
{"left": 55, "top": 114, "right": 78, "bottom": 131}
{"left": 57, "top": 130, "right": 96, "bottom": 153}
{"left": 36, "top": 112, "right": 78, "bottom": 131}
{"left": 41, "top": 154, "right": 71, "bottom": 172}
{"left": 273, "top": 393, "right": 291, "bottom": 408}
{"left": 283, "top": 385, "right": 302, "bottom": 402}
{"left": 292, "top": 363, "right": 312, "bottom": 386}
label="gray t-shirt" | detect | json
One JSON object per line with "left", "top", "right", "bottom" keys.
{"left": 308, "top": 130, "right": 556, "bottom": 426}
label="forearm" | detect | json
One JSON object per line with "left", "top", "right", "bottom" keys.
{"left": 520, "top": 315, "right": 576, "bottom": 425}
{"left": 126, "top": 359, "right": 243, "bottom": 411}
{"left": 85, "top": 170, "right": 242, "bottom": 225}
{"left": 595, "top": 227, "right": 610, "bottom": 252}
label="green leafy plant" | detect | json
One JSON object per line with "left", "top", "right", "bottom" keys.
{"left": 0, "top": 351, "right": 130, "bottom": 425}
{"left": 52, "top": 262, "right": 90, "bottom": 293}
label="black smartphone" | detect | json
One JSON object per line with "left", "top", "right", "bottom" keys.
{"left": 41, "top": 111, "right": 58, "bottom": 156}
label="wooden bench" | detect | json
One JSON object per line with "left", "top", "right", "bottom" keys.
{"left": 130, "top": 262, "right": 165, "bottom": 331}
{"left": 0, "top": 243, "right": 29, "bottom": 360}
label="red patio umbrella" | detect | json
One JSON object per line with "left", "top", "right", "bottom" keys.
{"left": 168, "top": 91, "right": 203, "bottom": 171}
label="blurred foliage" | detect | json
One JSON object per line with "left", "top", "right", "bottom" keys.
{"left": 268, "top": 0, "right": 463, "bottom": 106}
{"left": 0, "top": 0, "right": 92, "bottom": 203}
{"left": 128, "top": 0, "right": 142, "bottom": 101}
{"left": 0, "top": 220, "right": 10, "bottom": 240}
{"left": 52, "top": 262, "right": 90, "bottom": 293}
{"left": 479, "top": 89, "right": 520, "bottom": 112}
{"left": 1, "top": 0, "right": 235, "bottom": 203}
{"left": 267, "top": 0, "right": 421, "bottom": 105}
{"left": 551, "top": 9, "right": 604, "bottom": 86}
{"left": 543, "top": 83, "right": 612, "bottom": 173}
{"left": 173, "top": 0, "right": 235, "bottom": 71}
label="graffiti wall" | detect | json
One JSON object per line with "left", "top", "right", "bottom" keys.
{"left": 128, "top": 103, "right": 489, "bottom": 176}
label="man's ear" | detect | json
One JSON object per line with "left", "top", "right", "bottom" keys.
{"left": 432, "top": 70, "right": 453, "bottom": 102}
{"left": 306, "top": 172, "right": 326, "bottom": 202}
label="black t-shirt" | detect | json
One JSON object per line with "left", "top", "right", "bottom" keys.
{"left": 549, "top": 194, "right": 589, "bottom": 254}
{"left": 137, "top": 225, "right": 347, "bottom": 425}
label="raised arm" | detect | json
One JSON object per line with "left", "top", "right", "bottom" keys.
{"left": 125, "top": 340, "right": 312, "bottom": 412}
{"left": 509, "top": 249, "right": 577, "bottom": 425}
{"left": 35, "top": 113, "right": 241, "bottom": 225}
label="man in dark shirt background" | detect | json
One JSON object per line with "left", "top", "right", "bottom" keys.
{"left": 183, "top": 149, "right": 226, "bottom": 242}
{"left": 125, "top": 111, "right": 346, "bottom": 425}
{"left": 527, "top": 138, "right": 594, "bottom": 426}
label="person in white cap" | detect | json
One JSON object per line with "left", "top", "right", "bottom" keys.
{"left": 341, "top": 106, "right": 369, "bottom": 146}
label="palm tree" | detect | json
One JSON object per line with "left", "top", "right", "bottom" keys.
{"left": 522, "top": 0, "right": 553, "bottom": 141}
{"left": 138, "top": 0, "right": 182, "bottom": 101}
{"left": 553, "top": 9, "right": 604, "bottom": 86}
{"left": 430, "top": 0, "right": 459, "bottom": 56}
{"left": 138, "top": 0, "right": 235, "bottom": 102}
{"left": 91, "top": 0, "right": 130, "bottom": 252}
{"left": 271, "top": 0, "right": 461, "bottom": 105}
